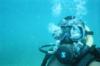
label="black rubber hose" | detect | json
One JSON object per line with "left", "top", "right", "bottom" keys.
{"left": 39, "top": 44, "right": 55, "bottom": 54}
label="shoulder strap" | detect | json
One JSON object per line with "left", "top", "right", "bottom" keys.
{"left": 90, "top": 47, "right": 100, "bottom": 61}
{"left": 41, "top": 54, "right": 52, "bottom": 66}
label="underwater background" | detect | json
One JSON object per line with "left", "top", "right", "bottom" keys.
{"left": 0, "top": 0, "right": 100, "bottom": 66}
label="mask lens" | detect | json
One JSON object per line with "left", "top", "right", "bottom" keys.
{"left": 70, "top": 26, "right": 82, "bottom": 41}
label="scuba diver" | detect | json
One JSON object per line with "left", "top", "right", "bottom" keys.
{"left": 39, "top": 16, "right": 100, "bottom": 66}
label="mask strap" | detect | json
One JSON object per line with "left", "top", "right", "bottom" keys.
{"left": 86, "top": 31, "right": 94, "bottom": 35}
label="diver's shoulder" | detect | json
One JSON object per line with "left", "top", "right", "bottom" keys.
{"left": 93, "top": 48, "right": 100, "bottom": 61}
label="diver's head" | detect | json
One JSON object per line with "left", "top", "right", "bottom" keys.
{"left": 40, "top": 16, "right": 94, "bottom": 66}
{"left": 59, "top": 16, "right": 85, "bottom": 42}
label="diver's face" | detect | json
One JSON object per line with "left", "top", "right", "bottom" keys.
{"left": 70, "top": 25, "right": 82, "bottom": 41}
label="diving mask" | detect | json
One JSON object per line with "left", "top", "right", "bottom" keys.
{"left": 70, "top": 25, "right": 85, "bottom": 41}
{"left": 60, "top": 25, "right": 85, "bottom": 43}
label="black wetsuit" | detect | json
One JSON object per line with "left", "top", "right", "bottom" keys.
{"left": 40, "top": 46, "right": 100, "bottom": 66}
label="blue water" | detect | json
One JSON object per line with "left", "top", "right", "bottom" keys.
{"left": 0, "top": 0, "right": 100, "bottom": 66}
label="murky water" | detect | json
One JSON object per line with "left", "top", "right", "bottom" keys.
{"left": 0, "top": 0, "right": 100, "bottom": 66}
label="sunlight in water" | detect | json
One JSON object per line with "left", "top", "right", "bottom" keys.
{"left": 48, "top": 23, "right": 61, "bottom": 33}
{"left": 52, "top": 0, "right": 62, "bottom": 17}
{"left": 51, "top": 0, "right": 87, "bottom": 18}
{"left": 74, "top": 0, "right": 87, "bottom": 18}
